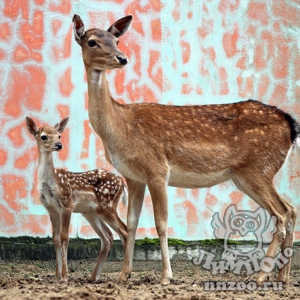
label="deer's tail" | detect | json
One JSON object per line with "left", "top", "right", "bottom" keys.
{"left": 284, "top": 111, "right": 300, "bottom": 146}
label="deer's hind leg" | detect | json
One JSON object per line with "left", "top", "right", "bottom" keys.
{"left": 233, "top": 174, "right": 295, "bottom": 285}
{"left": 277, "top": 202, "right": 297, "bottom": 283}
{"left": 84, "top": 212, "right": 113, "bottom": 281}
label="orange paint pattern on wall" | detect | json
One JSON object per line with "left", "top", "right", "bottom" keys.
{"left": 0, "top": 150, "right": 8, "bottom": 166}
{"left": 4, "top": 66, "right": 46, "bottom": 117}
{"left": 223, "top": 27, "right": 239, "bottom": 58}
{"left": 59, "top": 67, "right": 74, "bottom": 97}
{"left": 2, "top": 175, "right": 26, "bottom": 211}
{"left": 0, "top": 0, "right": 299, "bottom": 241}
{"left": 8, "top": 126, "right": 24, "bottom": 148}
{"left": 14, "top": 148, "right": 38, "bottom": 170}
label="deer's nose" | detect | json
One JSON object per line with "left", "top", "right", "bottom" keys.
{"left": 116, "top": 55, "right": 128, "bottom": 65}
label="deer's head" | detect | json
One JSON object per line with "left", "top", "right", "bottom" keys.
{"left": 26, "top": 116, "right": 69, "bottom": 153}
{"left": 72, "top": 14, "right": 132, "bottom": 71}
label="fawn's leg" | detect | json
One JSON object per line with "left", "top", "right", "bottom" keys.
{"left": 118, "top": 178, "right": 146, "bottom": 284}
{"left": 60, "top": 209, "right": 72, "bottom": 282}
{"left": 101, "top": 210, "right": 128, "bottom": 251}
{"left": 48, "top": 209, "right": 62, "bottom": 282}
{"left": 84, "top": 213, "right": 113, "bottom": 281}
{"left": 41, "top": 187, "right": 63, "bottom": 283}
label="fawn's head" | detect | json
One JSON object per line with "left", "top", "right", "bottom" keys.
{"left": 26, "top": 116, "right": 69, "bottom": 153}
{"left": 72, "top": 14, "right": 132, "bottom": 71}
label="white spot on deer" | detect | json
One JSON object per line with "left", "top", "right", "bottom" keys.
{"left": 103, "top": 188, "right": 109, "bottom": 194}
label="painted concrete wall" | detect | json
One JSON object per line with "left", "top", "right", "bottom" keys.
{"left": 0, "top": 0, "right": 299, "bottom": 240}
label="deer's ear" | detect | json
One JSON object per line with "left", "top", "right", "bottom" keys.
{"left": 54, "top": 116, "right": 69, "bottom": 133}
{"left": 107, "top": 15, "right": 132, "bottom": 37}
{"left": 26, "top": 117, "right": 38, "bottom": 136}
{"left": 72, "top": 14, "right": 85, "bottom": 44}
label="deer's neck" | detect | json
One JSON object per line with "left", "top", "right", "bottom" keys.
{"left": 86, "top": 69, "right": 121, "bottom": 139}
{"left": 38, "top": 151, "right": 56, "bottom": 187}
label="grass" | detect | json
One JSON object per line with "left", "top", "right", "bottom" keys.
{"left": 35, "top": 262, "right": 45, "bottom": 268}
{"left": 135, "top": 237, "right": 187, "bottom": 246}
{"left": 0, "top": 236, "right": 282, "bottom": 247}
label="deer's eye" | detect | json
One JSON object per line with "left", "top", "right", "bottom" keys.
{"left": 41, "top": 135, "right": 48, "bottom": 141}
{"left": 88, "top": 40, "right": 97, "bottom": 47}
{"left": 58, "top": 135, "right": 61, "bottom": 139}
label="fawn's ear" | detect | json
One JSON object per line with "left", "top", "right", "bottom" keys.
{"left": 54, "top": 116, "right": 69, "bottom": 133}
{"left": 72, "top": 14, "right": 85, "bottom": 44}
{"left": 107, "top": 15, "right": 132, "bottom": 37}
{"left": 26, "top": 117, "right": 38, "bottom": 136}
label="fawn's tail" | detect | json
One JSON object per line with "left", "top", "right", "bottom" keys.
{"left": 121, "top": 183, "right": 128, "bottom": 207}
{"left": 113, "top": 178, "right": 128, "bottom": 207}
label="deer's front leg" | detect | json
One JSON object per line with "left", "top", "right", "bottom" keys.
{"left": 147, "top": 177, "right": 172, "bottom": 285}
{"left": 60, "top": 208, "right": 72, "bottom": 282}
{"left": 118, "top": 178, "right": 145, "bottom": 284}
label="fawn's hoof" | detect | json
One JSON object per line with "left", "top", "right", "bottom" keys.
{"left": 117, "top": 273, "right": 131, "bottom": 285}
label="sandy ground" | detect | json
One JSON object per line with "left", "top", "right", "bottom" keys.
{"left": 0, "top": 260, "right": 299, "bottom": 299}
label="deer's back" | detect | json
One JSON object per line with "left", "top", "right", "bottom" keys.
{"left": 108, "top": 100, "right": 298, "bottom": 183}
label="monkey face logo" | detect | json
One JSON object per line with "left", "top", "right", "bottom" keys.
{"left": 212, "top": 205, "right": 277, "bottom": 260}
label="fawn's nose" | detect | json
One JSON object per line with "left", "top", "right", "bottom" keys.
{"left": 116, "top": 55, "right": 128, "bottom": 65}
{"left": 54, "top": 142, "right": 63, "bottom": 150}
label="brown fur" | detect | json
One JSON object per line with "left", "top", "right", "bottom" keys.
{"left": 26, "top": 116, "right": 127, "bottom": 282}
{"left": 72, "top": 14, "right": 299, "bottom": 285}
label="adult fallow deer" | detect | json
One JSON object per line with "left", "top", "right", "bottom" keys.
{"left": 26, "top": 116, "right": 127, "bottom": 282}
{"left": 72, "top": 14, "right": 299, "bottom": 285}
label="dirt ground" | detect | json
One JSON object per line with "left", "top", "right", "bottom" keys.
{"left": 0, "top": 260, "right": 299, "bottom": 300}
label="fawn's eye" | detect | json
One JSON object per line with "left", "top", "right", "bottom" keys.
{"left": 41, "top": 135, "right": 48, "bottom": 141}
{"left": 58, "top": 135, "right": 61, "bottom": 139}
{"left": 88, "top": 40, "right": 97, "bottom": 47}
